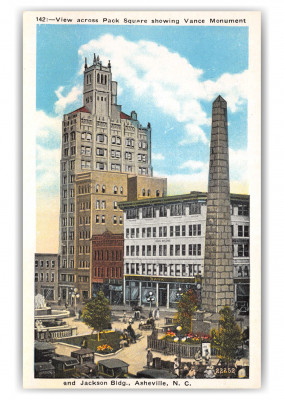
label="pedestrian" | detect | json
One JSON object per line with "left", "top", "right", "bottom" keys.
{"left": 146, "top": 349, "right": 153, "bottom": 368}
{"left": 174, "top": 357, "right": 180, "bottom": 376}
{"left": 123, "top": 311, "right": 127, "bottom": 323}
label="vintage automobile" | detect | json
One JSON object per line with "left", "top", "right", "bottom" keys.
{"left": 51, "top": 355, "right": 79, "bottom": 378}
{"left": 34, "top": 341, "right": 56, "bottom": 362}
{"left": 136, "top": 369, "right": 177, "bottom": 379}
{"left": 97, "top": 359, "right": 129, "bottom": 378}
{"left": 34, "top": 362, "right": 55, "bottom": 378}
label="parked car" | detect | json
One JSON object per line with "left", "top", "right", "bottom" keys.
{"left": 51, "top": 355, "right": 79, "bottom": 378}
{"left": 97, "top": 359, "right": 129, "bottom": 378}
{"left": 136, "top": 369, "right": 177, "bottom": 379}
{"left": 34, "top": 362, "right": 55, "bottom": 378}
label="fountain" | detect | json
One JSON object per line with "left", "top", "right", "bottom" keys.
{"left": 34, "top": 294, "right": 77, "bottom": 341}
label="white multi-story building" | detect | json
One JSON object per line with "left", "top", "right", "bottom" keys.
{"left": 119, "top": 192, "right": 250, "bottom": 309}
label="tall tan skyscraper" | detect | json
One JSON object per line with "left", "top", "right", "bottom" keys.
{"left": 58, "top": 55, "right": 165, "bottom": 302}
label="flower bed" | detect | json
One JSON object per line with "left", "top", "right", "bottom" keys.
{"left": 161, "top": 331, "right": 211, "bottom": 344}
{"left": 96, "top": 344, "right": 114, "bottom": 354}
{"left": 58, "top": 331, "right": 122, "bottom": 353}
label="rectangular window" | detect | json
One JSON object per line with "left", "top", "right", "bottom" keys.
{"left": 175, "top": 226, "right": 180, "bottom": 237}
{"left": 197, "top": 244, "right": 201, "bottom": 256}
{"left": 175, "top": 245, "right": 180, "bottom": 256}
{"left": 142, "top": 246, "right": 145, "bottom": 256}
{"left": 170, "top": 245, "right": 173, "bottom": 256}
{"left": 153, "top": 245, "right": 156, "bottom": 256}
{"left": 182, "top": 244, "right": 186, "bottom": 256}
{"left": 170, "top": 226, "right": 174, "bottom": 237}
{"left": 152, "top": 227, "right": 156, "bottom": 237}
{"left": 182, "top": 225, "right": 186, "bottom": 236}
{"left": 197, "top": 224, "right": 201, "bottom": 235}
{"left": 142, "top": 228, "right": 146, "bottom": 238}
{"left": 147, "top": 227, "right": 151, "bottom": 238}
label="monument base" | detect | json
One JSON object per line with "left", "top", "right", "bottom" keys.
{"left": 192, "top": 310, "right": 221, "bottom": 335}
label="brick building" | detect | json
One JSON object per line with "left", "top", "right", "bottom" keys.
{"left": 92, "top": 230, "right": 124, "bottom": 303}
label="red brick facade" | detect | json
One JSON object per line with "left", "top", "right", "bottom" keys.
{"left": 92, "top": 230, "right": 124, "bottom": 284}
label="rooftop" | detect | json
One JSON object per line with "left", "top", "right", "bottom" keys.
{"left": 118, "top": 191, "right": 249, "bottom": 209}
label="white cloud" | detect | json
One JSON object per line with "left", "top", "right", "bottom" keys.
{"left": 157, "top": 146, "right": 248, "bottom": 196}
{"left": 78, "top": 34, "right": 248, "bottom": 145}
{"left": 229, "top": 147, "right": 248, "bottom": 182}
{"left": 36, "top": 144, "right": 60, "bottom": 194}
{"left": 180, "top": 159, "right": 208, "bottom": 171}
{"left": 152, "top": 152, "right": 165, "bottom": 161}
{"left": 54, "top": 85, "right": 82, "bottom": 115}
{"left": 36, "top": 110, "right": 61, "bottom": 140}
{"left": 179, "top": 124, "right": 209, "bottom": 145}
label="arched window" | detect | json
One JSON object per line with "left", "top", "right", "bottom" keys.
{"left": 104, "top": 75, "right": 107, "bottom": 85}
{"left": 102, "top": 185, "right": 106, "bottom": 193}
{"left": 95, "top": 184, "right": 100, "bottom": 193}
{"left": 113, "top": 186, "right": 118, "bottom": 194}
{"left": 97, "top": 73, "right": 100, "bottom": 83}
{"left": 244, "top": 266, "right": 249, "bottom": 277}
{"left": 147, "top": 189, "right": 151, "bottom": 196}
{"left": 142, "top": 188, "right": 146, "bottom": 196}
{"left": 156, "top": 190, "right": 160, "bottom": 197}
{"left": 238, "top": 267, "right": 243, "bottom": 277}
{"left": 120, "top": 186, "right": 123, "bottom": 194}
{"left": 101, "top": 74, "right": 104, "bottom": 84}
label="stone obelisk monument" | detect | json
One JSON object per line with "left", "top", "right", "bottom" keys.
{"left": 202, "top": 95, "right": 235, "bottom": 315}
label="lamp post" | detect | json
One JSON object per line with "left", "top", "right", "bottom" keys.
{"left": 196, "top": 283, "right": 202, "bottom": 310}
{"left": 146, "top": 291, "right": 155, "bottom": 318}
{"left": 174, "top": 325, "right": 186, "bottom": 377}
{"left": 71, "top": 288, "right": 80, "bottom": 316}
{"left": 176, "top": 287, "right": 182, "bottom": 303}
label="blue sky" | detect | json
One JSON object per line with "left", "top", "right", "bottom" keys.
{"left": 36, "top": 24, "right": 249, "bottom": 201}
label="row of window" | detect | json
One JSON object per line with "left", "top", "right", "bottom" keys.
{"left": 62, "top": 246, "right": 74, "bottom": 255}
{"left": 35, "top": 260, "right": 56, "bottom": 268}
{"left": 125, "top": 224, "right": 202, "bottom": 239}
{"left": 79, "top": 230, "right": 90, "bottom": 239}
{"left": 35, "top": 272, "right": 55, "bottom": 282}
{"left": 62, "top": 231, "right": 74, "bottom": 240}
{"left": 125, "top": 243, "right": 202, "bottom": 257}
{"left": 78, "top": 276, "right": 89, "bottom": 283}
{"left": 61, "top": 260, "right": 74, "bottom": 268}
{"left": 60, "top": 274, "right": 75, "bottom": 282}
{"left": 94, "top": 267, "right": 122, "bottom": 279}
{"left": 93, "top": 249, "right": 123, "bottom": 261}
{"left": 62, "top": 217, "right": 74, "bottom": 227}
{"left": 79, "top": 201, "right": 91, "bottom": 210}
{"left": 79, "top": 246, "right": 90, "bottom": 255}
{"left": 79, "top": 216, "right": 91, "bottom": 225}
{"left": 79, "top": 261, "right": 90, "bottom": 269}
{"left": 235, "top": 265, "right": 249, "bottom": 277}
{"left": 125, "top": 263, "right": 202, "bottom": 277}
{"left": 95, "top": 215, "right": 123, "bottom": 225}
{"left": 62, "top": 175, "right": 75, "bottom": 184}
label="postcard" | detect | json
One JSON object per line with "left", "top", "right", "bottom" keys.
{"left": 23, "top": 10, "right": 261, "bottom": 389}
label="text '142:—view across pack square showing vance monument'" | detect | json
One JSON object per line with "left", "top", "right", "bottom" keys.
{"left": 23, "top": 11, "right": 261, "bottom": 389}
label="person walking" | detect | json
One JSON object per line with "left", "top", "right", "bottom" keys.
{"left": 146, "top": 349, "right": 153, "bottom": 368}
{"left": 174, "top": 357, "right": 180, "bottom": 376}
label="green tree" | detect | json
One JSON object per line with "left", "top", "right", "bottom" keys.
{"left": 175, "top": 289, "right": 198, "bottom": 334}
{"left": 81, "top": 290, "right": 111, "bottom": 341}
{"left": 211, "top": 306, "right": 242, "bottom": 369}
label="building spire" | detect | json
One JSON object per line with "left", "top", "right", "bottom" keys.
{"left": 84, "top": 57, "right": 87, "bottom": 70}
{"left": 93, "top": 53, "right": 96, "bottom": 65}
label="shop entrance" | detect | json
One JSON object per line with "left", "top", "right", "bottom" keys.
{"left": 158, "top": 284, "right": 167, "bottom": 307}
